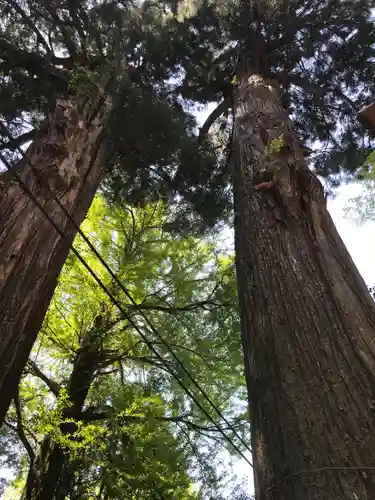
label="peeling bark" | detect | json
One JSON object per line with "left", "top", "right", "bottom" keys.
{"left": 233, "top": 73, "right": 375, "bottom": 499}
{"left": 0, "top": 98, "right": 108, "bottom": 423}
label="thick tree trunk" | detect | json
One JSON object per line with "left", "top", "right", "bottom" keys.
{"left": 0, "top": 98, "right": 108, "bottom": 424}
{"left": 23, "top": 323, "right": 102, "bottom": 500}
{"left": 232, "top": 73, "right": 375, "bottom": 500}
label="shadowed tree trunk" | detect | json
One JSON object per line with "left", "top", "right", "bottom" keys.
{"left": 232, "top": 71, "right": 375, "bottom": 499}
{"left": 22, "top": 320, "right": 103, "bottom": 500}
{"left": 0, "top": 97, "right": 109, "bottom": 424}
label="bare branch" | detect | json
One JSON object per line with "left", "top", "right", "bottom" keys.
{"left": 27, "top": 360, "right": 61, "bottom": 396}
{"left": 14, "top": 392, "right": 35, "bottom": 464}
{"left": 198, "top": 98, "right": 231, "bottom": 145}
{"left": 0, "top": 129, "right": 36, "bottom": 152}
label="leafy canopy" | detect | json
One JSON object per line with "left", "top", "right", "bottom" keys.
{"left": 2, "top": 196, "right": 251, "bottom": 499}
{"left": 156, "top": 0, "right": 375, "bottom": 182}
{"left": 0, "top": 0, "right": 231, "bottom": 230}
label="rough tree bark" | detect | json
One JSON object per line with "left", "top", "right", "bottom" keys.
{"left": 232, "top": 72, "right": 375, "bottom": 500}
{"left": 0, "top": 97, "right": 109, "bottom": 424}
{"left": 22, "top": 319, "right": 103, "bottom": 500}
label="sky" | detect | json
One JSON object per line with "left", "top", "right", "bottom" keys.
{"left": 329, "top": 182, "right": 375, "bottom": 287}
{"left": 195, "top": 105, "right": 375, "bottom": 496}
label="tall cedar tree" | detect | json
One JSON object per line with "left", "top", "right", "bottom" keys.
{"left": 0, "top": 0, "right": 224, "bottom": 422}
{"left": 153, "top": 0, "right": 375, "bottom": 499}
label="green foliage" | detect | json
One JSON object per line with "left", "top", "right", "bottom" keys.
{"left": 343, "top": 151, "right": 375, "bottom": 224}
{"left": 264, "top": 134, "right": 285, "bottom": 155}
{"left": 0, "top": 426, "right": 23, "bottom": 497}
{"left": 157, "top": 0, "right": 375, "bottom": 181}
{"left": 2, "top": 0, "right": 375, "bottom": 227}
{"left": 343, "top": 179, "right": 375, "bottom": 224}
{"left": 2, "top": 197, "right": 250, "bottom": 499}
{"left": 33, "top": 388, "right": 72, "bottom": 438}
{"left": 68, "top": 67, "right": 99, "bottom": 99}
{"left": 0, "top": 0, "right": 231, "bottom": 230}
{"left": 359, "top": 151, "right": 375, "bottom": 180}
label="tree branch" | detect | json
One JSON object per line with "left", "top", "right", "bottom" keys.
{"left": 39, "top": 5, "right": 79, "bottom": 57}
{"left": 14, "top": 392, "right": 35, "bottom": 464}
{"left": 79, "top": 408, "right": 112, "bottom": 421}
{"left": 277, "top": 71, "right": 325, "bottom": 98}
{"left": 79, "top": 407, "right": 240, "bottom": 436}
{"left": 152, "top": 342, "right": 212, "bottom": 360}
{"left": 27, "top": 360, "right": 61, "bottom": 397}
{"left": 130, "top": 299, "right": 222, "bottom": 315}
{"left": 0, "top": 129, "right": 36, "bottom": 152}
{"left": 66, "top": 2, "right": 88, "bottom": 54}
{"left": 0, "top": 37, "right": 69, "bottom": 91}
{"left": 198, "top": 97, "right": 231, "bottom": 145}
{"left": 5, "top": 0, "right": 52, "bottom": 56}
{"left": 99, "top": 354, "right": 173, "bottom": 375}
